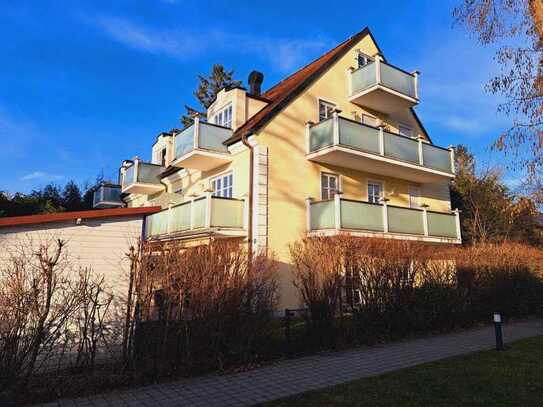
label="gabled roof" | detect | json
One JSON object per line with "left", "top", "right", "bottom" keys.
{"left": 225, "top": 26, "right": 431, "bottom": 145}
{"left": 0, "top": 207, "right": 161, "bottom": 228}
{"left": 225, "top": 27, "right": 377, "bottom": 145}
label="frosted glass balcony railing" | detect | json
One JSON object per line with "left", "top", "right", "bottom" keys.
{"left": 307, "top": 116, "right": 455, "bottom": 175}
{"left": 120, "top": 160, "right": 164, "bottom": 194}
{"left": 144, "top": 195, "right": 246, "bottom": 239}
{"left": 350, "top": 60, "right": 417, "bottom": 99}
{"left": 174, "top": 118, "right": 230, "bottom": 159}
{"left": 308, "top": 197, "right": 461, "bottom": 242}
{"left": 92, "top": 184, "right": 123, "bottom": 208}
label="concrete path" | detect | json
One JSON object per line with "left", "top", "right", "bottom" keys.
{"left": 39, "top": 319, "right": 543, "bottom": 407}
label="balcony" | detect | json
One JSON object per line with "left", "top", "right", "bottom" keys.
{"left": 306, "top": 115, "right": 454, "bottom": 183}
{"left": 171, "top": 117, "right": 232, "bottom": 171}
{"left": 349, "top": 59, "right": 418, "bottom": 113}
{"left": 308, "top": 196, "right": 461, "bottom": 244}
{"left": 121, "top": 160, "right": 165, "bottom": 195}
{"left": 144, "top": 194, "right": 247, "bottom": 240}
{"left": 92, "top": 183, "right": 123, "bottom": 209}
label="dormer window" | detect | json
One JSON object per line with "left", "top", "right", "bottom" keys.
{"left": 213, "top": 104, "right": 233, "bottom": 128}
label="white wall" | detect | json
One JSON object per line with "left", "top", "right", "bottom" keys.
{"left": 0, "top": 215, "right": 144, "bottom": 296}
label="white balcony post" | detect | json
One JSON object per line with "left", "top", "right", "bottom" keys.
{"left": 421, "top": 204, "right": 429, "bottom": 237}
{"left": 412, "top": 70, "right": 420, "bottom": 100}
{"left": 205, "top": 191, "right": 212, "bottom": 229}
{"left": 242, "top": 196, "right": 249, "bottom": 231}
{"left": 346, "top": 67, "right": 354, "bottom": 96}
{"left": 334, "top": 193, "right": 342, "bottom": 230}
{"left": 332, "top": 111, "right": 340, "bottom": 146}
{"left": 305, "top": 121, "right": 313, "bottom": 154}
{"left": 382, "top": 198, "right": 389, "bottom": 233}
{"left": 306, "top": 197, "right": 314, "bottom": 232}
{"left": 189, "top": 197, "right": 195, "bottom": 230}
{"left": 417, "top": 136, "right": 424, "bottom": 166}
{"left": 193, "top": 115, "right": 200, "bottom": 150}
{"left": 134, "top": 159, "right": 140, "bottom": 183}
{"left": 375, "top": 56, "right": 381, "bottom": 85}
{"left": 167, "top": 203, "right": 173, "bottom": 234}
{"left": 454, "top": 208, "right": 462, "bottom": 241}
{"left": 449, "top": 145, "right": 456, "bottom": 174}
{"left": 378, "top": 124, "right": 385, "bottom": 156}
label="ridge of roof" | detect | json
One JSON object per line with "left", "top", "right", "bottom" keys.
{"left": 225, "top": 26, "right": 373, "bottom": 145}
{"left": 0, "top": 206, "right": 161, "bottom": 228}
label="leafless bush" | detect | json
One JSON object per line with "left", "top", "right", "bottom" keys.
{"left": 0, "top": 239, "right": 117, "bottom": 402}
{"left": 131, "top": 239, "right": 278, "bottom": 373}
{"left": 290, "top": 236, "right": 543, "bottom": 344}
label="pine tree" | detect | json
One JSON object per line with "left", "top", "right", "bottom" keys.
{"left": 180, "top": 64, "right": 242, "bottom": 127}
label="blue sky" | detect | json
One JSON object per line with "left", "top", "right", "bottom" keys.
{"left": 0, "top": 0, "right": 516, "bottom": 193}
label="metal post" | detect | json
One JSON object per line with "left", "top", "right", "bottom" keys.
{"left": 382, "top": 199, "right": 389, "bottom": 233}
{"left": 334, "top": 193, "right": 342, "bottom": 230}
{"left": 332, "top": 111, "right": 340, "bottom": 146}
{"left": 494, "top": 313, "right": 504, "bottom": 351}
{"left": 378, "top": 125, "right": 385, "bottom": 156}
{"left": 417, "top": 136, "right": 424, "bottom": 166}
{"left": 449, "top": 145, "right": 456, "bottom": 174}
{"left": 284, "top": 308, "right": 292, "bottom": 356}
{"left": 306, "top": 197, "right": 313, "bottom": 232}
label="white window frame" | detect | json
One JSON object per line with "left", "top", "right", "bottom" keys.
{"left": 356, "top": 51, "right": 374, "bottom": 69}
{"left": 408, "top": 185, "right": 422, "bottom": 209}
{"left": 367, "top": 180, "right": 384, "bottom": 204}
{"left": 398, "top": 123, "right": 414, "bottom": 138}
{"left": 317, "top": 98, "right": 337, "bottom": 122}
{"left": 210, "top": 171, "right": 233, "bottom": 198}
{"left": 213, "top": 103, "right": 233, "bottom": 128}
{"left": 320, "top": 172, "right": 340, "bottom": 200}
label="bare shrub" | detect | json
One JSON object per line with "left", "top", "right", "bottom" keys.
{"left": 290, "top": 236, "right": 543, "bottom": 345}
{"left": 131, "top": 239, "right": 278, "bottom": 374}
{"left": 0, "top": 239, "right": 117, "bottom": 403}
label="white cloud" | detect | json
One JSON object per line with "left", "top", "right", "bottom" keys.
{"left": 20, "top": 171, "right": 64, "bottom": 182}
{"left": 89, "top": 16, "right": 331, "bottom": 72}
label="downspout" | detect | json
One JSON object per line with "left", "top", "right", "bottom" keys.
{"left": 241, "top": 133, "right": 254, "bottom": 255}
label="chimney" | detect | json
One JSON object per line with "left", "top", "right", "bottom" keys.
{"left": 248, "top": 70, "right": 264, "bottom": 96}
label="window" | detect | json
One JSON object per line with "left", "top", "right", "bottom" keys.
{"left": 357, "top": 52, "right": 373, "bottom": 68}
{"left": 214, "top": 104, "right": 233, "bottom": 128}
{"left": 367, "top": 181, "right": 383, "bottom": 204}
{"left": 399, "top": 124, "right": 414, "bottom": 138}
{"left": 321, "top": 173, "right": 338, "bottom": 200}
{"left": 409, "top": 186, "right": 422, "bottom": 209}
{"left": 362, "top": 114, "right": 378, "bottom": 127}
{"left": 159, "top": 148, "right": 167, "bottom": 166}
{"left": 211, "top": 172, "right": 233, "bottom": 198}
{"left": 318, "top": 100, "right": 336, "bottom": 122}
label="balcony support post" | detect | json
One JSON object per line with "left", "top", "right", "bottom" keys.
{"left": 417, "top": 136, "right": 424, "bottom": 166}
{"left": 189, "top": 198, "right": 195, "bottom": 231}
{"left": 375, "top": 57, "right": 382, "bottom": 85}
{"left": 332, "top": 112, "right": 340, "bottom": 146}
{"left": 346, "top": 67, "right": 354, "bottom": 96}
{"left": 449, "top": 145, "right": 456, "bottom": 174}
{"left": 205, "top": 192, "right": 212, "bottom": 229}
{"left": 193, "top": 115, "right": 200, "bottom": 150}
{"left": 306, "top": 197, "right": 314, "bottom": 232}
{"left": 334, "top": 193, "right": 342, "bottom": 231}
{"left": 454, "top": 208, "right": 462, "bottom": 241}
{"left": 422, "top": 204, "right": 429, "bottom": 237}
{"left": 305, "top": 122, "right": 313, "bottom": 154}
{"left": 242, "top": 196, "right": 249, "bottom": 231}
{"left": 378, "top": 125, "right": 385, "bottom": 156}
{"left": 412, "top": 70, "right": 420, "bottom": 100}
{"left": 134, "top": 159, "right": 140, "bottom": 183}
{"left": 166, "top": 203, "right": 173, "bottom": 234}
{"left": 382, "top": 199, "right": 389, "bottom": 233}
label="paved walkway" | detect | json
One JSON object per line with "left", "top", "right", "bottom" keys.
{"left": 40, "top": 319, "right": 543, "bottom": 407}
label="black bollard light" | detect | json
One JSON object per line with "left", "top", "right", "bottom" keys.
{"left": 494, "top": 312, "right": 504, "bottom": 351}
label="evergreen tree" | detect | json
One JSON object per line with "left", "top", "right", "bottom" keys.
{"left": 180, "top": 64, "right": 242, "bottom": 127}
{"left": 62, "top": 181, "right": 84, "bottom": 211}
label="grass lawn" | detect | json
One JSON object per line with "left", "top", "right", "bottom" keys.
{"left": 263, "top": 335, "right": 543, "bottom": 407}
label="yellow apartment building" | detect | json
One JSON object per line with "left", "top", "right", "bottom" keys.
{"left": 94, "top": 27, "right": 461, "bottom": 309}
